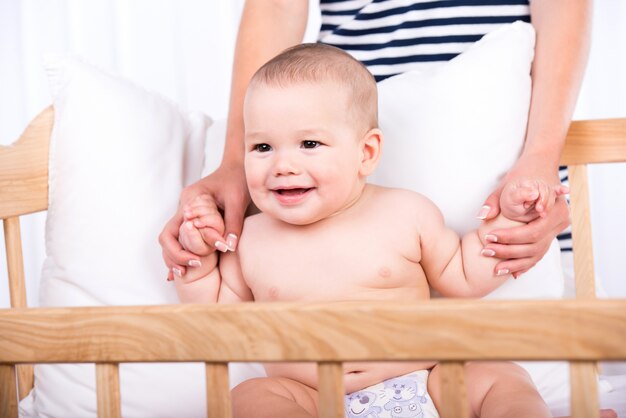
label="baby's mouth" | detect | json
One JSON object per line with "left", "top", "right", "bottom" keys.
{"left": 274, "top": 188, "right": 313, "bottom": 196}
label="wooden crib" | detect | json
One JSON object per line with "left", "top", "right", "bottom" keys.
{"left": 1, "top": 107, "right": 626, "bottom": 418}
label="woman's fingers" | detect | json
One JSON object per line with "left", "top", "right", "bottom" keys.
{"left": 494, "top": 257, "right": 540, "bottom": 277}
{"left": 481, "top": 197, "right": 569, "bottom": 275}
{"left": 158, "top": 214, "right": 200, "bottom": 269}
{"left": 486, "top": 198, "right": 569, "bottom": 245}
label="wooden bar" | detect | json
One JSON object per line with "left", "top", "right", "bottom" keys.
{"left": 570, "top": 361, "right": 599, "bottom": 418}
{"left": 1, "top": 300, "right": 626, "bottom": 363}
{"left": 206, "top": 363, "right": 232, "bottom": 418}
{"left": 318, "top": 362, "right": 344, "bottom": 418}
{"left": 561, "top": 119, "right": 626, "bottom": 165}
{"left": 3, "top": 217, "right": 27, "bottom": 308}
{"left": 0, "top": 364, "right": 18, "bottom": 418}
{"left": 3, "top": 217, "right": 35, "bottom": 399}
{"left": 0, "top": 107, "right": 51, "bottom": 219}
{"left": 568, "top": 165, "right": 597, "bottom": 299}
{"left": 439, "top": 362, "right": 469, "bottom": 418}
{"left": 96, "top": 363, "right": 121, "bottom": 418}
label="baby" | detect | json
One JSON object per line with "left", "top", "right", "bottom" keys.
{"left": 174, "top": 44, "right": 565, "bottom": 418}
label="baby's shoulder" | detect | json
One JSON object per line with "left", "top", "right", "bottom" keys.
{"left": 241, "top": 212, "right": 272, "bottom": 238}
{"left": 367, "top": 184, "right": 438, "bottom": 212}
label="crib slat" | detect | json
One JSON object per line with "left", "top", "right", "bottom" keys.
{"left": 570, "top": 361, "right": 599, "bottom": 418}
{"left": 3, "top": 217, "right": 34, "bottom": 400}
{"left": 318, "top": 362, "right": 345, "bottom": 418}
{"left": 568, "top": 165, "right": 597, "bottom": 299}
{"left": 96, "top": 363, "right": 121, "bottom": 418}
{"left": 3, "top": 217, "right": 27, "bottom": 308}
{"left": 0, "top": 364, "right": 18, "bottom": 418}
{"left": 205, "top": 363, "right": 232, "bottom": 418}
{"left": 439, "top": 361, "right": 469, "bottom": 418}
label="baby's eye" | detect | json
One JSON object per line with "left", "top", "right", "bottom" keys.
{"left": 253, "top": 143, "right": 272, "bottom": 152}
{"left": 301, "top": 140, "right": 321, "bottom": 149}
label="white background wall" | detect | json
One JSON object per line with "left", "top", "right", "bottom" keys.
{"left": 1, "top": 0, "right": 625, "bottom": 308}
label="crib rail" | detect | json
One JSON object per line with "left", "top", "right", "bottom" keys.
{"left": 2, "top": 301, "right": 626, "bottom": 363}
{"left": 2, "top": 300, "right": 626, "bottom": 418}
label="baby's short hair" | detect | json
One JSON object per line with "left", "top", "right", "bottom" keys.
{"left": 250, "top": 43, "right": 378, "bottom": 129}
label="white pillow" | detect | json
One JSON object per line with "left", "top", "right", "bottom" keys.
{"left": 19, "top": 56, "right": 265, "bottom": 418}
{"left": 372, "top": 21, "right": 564, "bottom": 300}
{"left": 370, "top": 21, "right": 568, "bottom": 408}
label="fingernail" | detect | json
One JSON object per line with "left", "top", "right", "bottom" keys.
{"left": 476, "top": 205, "right": 490, "bottom": 220}
{"left": 215, "top": 241, "right": 229, "bottom": 252}
{"left": 185, "top": 221, "right": 194, "bottom": 230}
{"left": 173, "top": 268, "right": 182, "bottom": 278}
{"left": 496, "top": 269, "right": 510, "bottom": 276}
{"left": 188, "top": 259, "right": 202, "bottom": 267}
{"left": 485, "top": 234, "right": 498, "bottom": 243}
{"left": 481, "top": 249, "right": 496, "bottom": 257}
{"left": 226, "top": 233, "right": 238, "bottom": 251}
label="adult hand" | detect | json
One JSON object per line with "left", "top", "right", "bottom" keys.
{"left": 159, "top": 162, "right": 250, "bottom": 280}
{"left": 478, "top": 155, "right": 570, "bottom": 277}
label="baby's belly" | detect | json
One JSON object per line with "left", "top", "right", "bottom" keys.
{"left": 264, "top": 361, "right": 437, "bottom": 394}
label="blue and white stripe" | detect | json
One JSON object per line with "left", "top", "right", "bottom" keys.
{"left": 319, "top": 0, "right": 531, "bottom": 81}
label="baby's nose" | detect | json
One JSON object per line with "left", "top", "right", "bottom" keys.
{"left": 273, "top": 152, "right": 300, "bottom": 176}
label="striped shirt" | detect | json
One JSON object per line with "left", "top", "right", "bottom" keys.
{"left": 318, "top": 0, "right": 531, "bottom": 82}
{"left": 318, "top": 0, "right": 572, "bottom": 251}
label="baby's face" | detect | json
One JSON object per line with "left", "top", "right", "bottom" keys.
{"left": 244, "top": 81, "right": 367, "bottom": 225}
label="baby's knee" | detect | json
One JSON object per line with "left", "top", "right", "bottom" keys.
{"left": 466, "top": 361, "right": 533, "bottom": 387}
{"left": 232, "top": 376, "right": 301, "bottom": 405}
{"left": 232, "top": 377, "right": 317, "bottom": 418}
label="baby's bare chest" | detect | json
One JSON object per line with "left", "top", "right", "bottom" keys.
{"left": 240, "top": 228, "right": 427, "bottom": 302}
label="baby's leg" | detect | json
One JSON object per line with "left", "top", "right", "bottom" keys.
{"left": 428, "top": 362, "right": 550, "bottom": 418}
{"left": 232, "top": 377, "right": 319, "bottom": 418}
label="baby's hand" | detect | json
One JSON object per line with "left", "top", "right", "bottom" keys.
{"left": 181, "top": 194, "right": 236, "bottom": 254}
{"left": 179, "top": 221, "right": 214, "bottom": 256}
{"left": 500, "top": 178, "right": 568, "bottom": 222}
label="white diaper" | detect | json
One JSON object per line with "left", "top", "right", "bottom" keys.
{"left": 344, "top": 370, "right": 439, "bottom": 418}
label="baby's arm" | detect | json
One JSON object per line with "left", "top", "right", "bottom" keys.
{"left": 419, "top": 197, "right": 524, "bottom": 297}
{"left": 175, "top": 222, "right": 222, "bottom": 303}
{"left": 500, "top": 178, "right": 569, "bottom": 222}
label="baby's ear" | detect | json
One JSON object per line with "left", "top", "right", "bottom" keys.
{"left": 359, "top": 128, "right": 383, "bottom": 176}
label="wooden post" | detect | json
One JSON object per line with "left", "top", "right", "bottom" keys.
{"left": 206, "top": 363, "right": 232, "bottom": 418}
{"left": 318, "top": 362, "right": 345, "bottom": 418}
{"left": 96, "top": 363, "right": 121, "bottom": 418}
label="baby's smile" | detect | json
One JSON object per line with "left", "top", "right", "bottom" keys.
{"left": 271, "top": 187, "right": 314, "bottom": 204}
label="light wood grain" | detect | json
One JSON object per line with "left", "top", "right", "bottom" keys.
{"left": 96, "top": 363, "right": 121, "bottom": 418}
{"left": 318, "top": 362, "right": 345, "bottom": 418}
{"left": 0, "top": 106, "right": 51, "bottom": 219}
{"left": 3, "top": 217, "right": 27, "bottom": 308}
{"left": 206, "top": 363, "right": 231, "bottom": 418}
{"left": 570, "top": 361, "right": 599, "bottom": 418}
{"left": 561, "top": 118, "right": 626, "bottom": 165}
{"left": 568, "top": 164, "right": 598, "bottom": 299}
{"left": 0, "top": 364, "right": 18, "bottom": 418}
{"left": 439, "top": 362, "right": 469, "bottom": 418}
{"left": 1, "top": 300, "right": 625, "bottom": 363}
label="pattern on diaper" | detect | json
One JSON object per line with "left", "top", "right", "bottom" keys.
{"left": 345, "top": 390, "right": 383, "bottom": 418}
{"left": 380, "top": 375, "right": 428, "bottom": 418}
